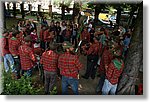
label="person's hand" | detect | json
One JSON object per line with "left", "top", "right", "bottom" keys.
{"left": 105, "top": 65, "right": 108, "bottom": 70}
{"left": 77, "top": 74, "right": 80, "bottom": 79}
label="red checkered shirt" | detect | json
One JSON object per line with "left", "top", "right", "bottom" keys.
{"left": 58, "top": 52, "right": 83, "bottom": 79}
{"left": 43, "top": 30, "right": 52, "bottom": 42}
{"left": 34, "top": 47, "right": 44, "bottom": 56}
{"left": 81, "top": 31, "right": 90, "bottom": 42}
{"left": 40, "top": 50, "right": 59, "bottom": 72}
{"left": 9, "top": 37, "right": 21, "bottom": 56}
{"left": 106, "top": 58, "right": 124, "bottom": 85}
{"left": 8, "top": 32, "right": 12, "bottom": 39}
{"left": 1, "top": 37, "right": 10, "bottom": 56}
{"left": 39, "top": 30, "right": 44, "bottom": 41}
{"left": 99, "top": 47, "right": 113, "bottom": 74}
{"left": 19, "top": 44, "right": 36, "bottom": 70}
{"left": 17, "top": 32, "right": 24, "bottom": 43}
{"left": 86, "top": 42, "right": 101, "bottom": 55}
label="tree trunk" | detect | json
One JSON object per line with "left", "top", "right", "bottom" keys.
{"left": 72, "top": 2, "right": 76, "bottom": 22}
{"left": 117, "top": 2, "right": 143, "bottom": 95}
{"left": 13, "top": 2, "right": 16, "bottom": 18}
{"left": 7, "top": 3, "right": 10, "bottom": 12}
{"left": 3, "top": 2, "right": 6, "bottom": 29}
{"left": 72, "top": 2, "right": 80, "bottom": 23}
{"left": 94, "top": 5, "right": 99, "bottom": 25}
{"left": 116, "top": 5, "right": 121, "bottom": 26}
{"left": 38, "top": 4, "right": 41, "bottom": 16}
{"left": 94, "top": 5, "right": 101, "bottom": 26}
{"left": 127, "top": 5, "right": 138, "bottom": 28}
{"left": 49, "top": 5, "right": 52, "bottom": 18}
{"left": 61, "top": 4, "right": 65, "bottom": 20}
{"left": 20, "top": 3, "right": 25, "bottom": 19}
{"left": 28, "top": 4, "right": 32, "bottom": 16}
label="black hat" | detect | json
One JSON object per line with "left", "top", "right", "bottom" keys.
{"left": 24, "top": 35, "right": 32, "bottom": 42}
{"left": 12, "top": 30, "right": 20, "bottom": 37}
{"left": 93, "top": 37, "right": 100, "bottom": 41}
{"left": 49, "top": 44, "right": 57, "bottom": 51}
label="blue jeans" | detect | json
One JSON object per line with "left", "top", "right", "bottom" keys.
{"left": 102, "top": 79, "right": 118, "bottom": 95}
{"left": 3, "top": 54, "right": 15, "bottom": 72}
{"left": 62, "top": 76, "right": 79, "bottom": 95}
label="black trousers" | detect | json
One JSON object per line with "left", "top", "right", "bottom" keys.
{"left": 40, "top": 41, "right": 45, "bottom": 50}
{"left": 13, "top": 57, "right": 21, "bottom": 78}
{"left": 72, "top": 36, "right": 77, "bottom": 48}
{"left": 96, "top": 72, "right": 106, "bottom": 93}
{"left": 84, "top": 55, "right": 99, "bottom": 79}
{"left": 57, "top": 35, "right": 64, "bottom": 43}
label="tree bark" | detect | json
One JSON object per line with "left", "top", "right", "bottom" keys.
{"left": 117, "top": 2, "right": 143, "bottom": 95}
{"left": 20, "top": 2, "right": 25, "bottom": 19}
{"left": 3, "top": 2, "right": 6, "bottom": 29}
{"left": 7, "top": 3, "right": 10, "bottom": 12}
{"left": 13, "top": 2, "right": 16, "bottom": 18}
{"left": 49, "top": 5, "right": 52, "bottom": 18}
{"left": 61, "top": 4, "right": 65, "bottom": 20}
{"left": 38, "top": 4, "right": 41, "bottom": 16}
{"left": 116, "top": 5, "right": 121, "bottom": 26}
{"left": 72, "top": 2, "right": 80, "bottom": 23}
{"left": 127, "top": 5, "right": 138, "bottom": 28}
{"left": 94, "top": 5, "right": 101, "bottom": 25}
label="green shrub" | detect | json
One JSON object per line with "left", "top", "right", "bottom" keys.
{"left": 2, "top": 72, "right": 43, "bottom": 95}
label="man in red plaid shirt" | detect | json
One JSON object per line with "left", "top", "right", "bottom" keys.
{"left": 18, "top": 35, "right": 36, "bottom": 77}
{"left": 9, "top": 30, "right": 21, "bottom": 79}
{"left": 58, "top": 41, "right": 83, "bottom": 95}
{"left": 102, "top": 49, "right": 124, "bottom": 95}
{"left": 82, "top": 37, "right": 101, "bottom": 79}
{"left": 40, "top": 44, "right": 59, "bottom": 94}
{"left": 1, "top": 31, "right": 15, "bottom": 73}
{"left": 43, "top": 28, "right": 51, "bottom": 50}
{"left": 96, "top": 45, "right": 113, "bottom": 94}
{"left": 39, "top": 26, "right": 46, "bottom": 49}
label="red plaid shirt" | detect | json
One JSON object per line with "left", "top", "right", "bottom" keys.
{"left": 106, "top": 59, "right": 124, "bottom": 85}
{"left": 40, "top": 50, "right": 59, "bottom": 72}
{"left": 81, "top": 31, "right": 90, "bottom": 42}
{"left": 43, "top": 30, "right": 52, "bottom": 42}
{"left": 40, "top": 30, "right": 44, "bottom": 41}
{"left": 19, "top": 44, "right": 36, "bottom": 70}
{"left": 17, "top": 32, "right": 24, "bottom": 43}
{"left": 1, "top": 37, "right": 10, "bottom": 56}
{"left": 65, "top": 30, "right": 71, "bottom": 38}
{"left": 9, "top": 37, "right": 21, "bottom": 56}
{"left": 99, "top": 47, "right": 113, "bottom": 74}
{"left": 33, "top": 47, "right": 44, "bottom": 56}
{"left": 58, "top": 52, "right": 83, "bottom": 78}
{"left": 86, "top": 42, "right": 101, "bottom": 55}
{"left": 8, "top": 32, "right": 12, "bottom": 39}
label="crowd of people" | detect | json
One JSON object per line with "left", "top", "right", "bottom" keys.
{"left": 0, "top": 17, "right": 133, "bottom": 95}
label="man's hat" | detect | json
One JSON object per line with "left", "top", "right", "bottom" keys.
{"left": 93, "top": 37, "right": 100, "bottom": 41}
{"left": 49, "top": 43, "right": 57, "bottom": 51}
{"left": 62, "top": 41, "right": 73, "bottom": 49}
{"left": 12, "top": 30, "right": 20, "bottom": 36}
{"left": 24, "top": 35, "right": 32, "bottom": 42}
{"left": 113, "top": 48, "right": 122, "bottom": 57}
